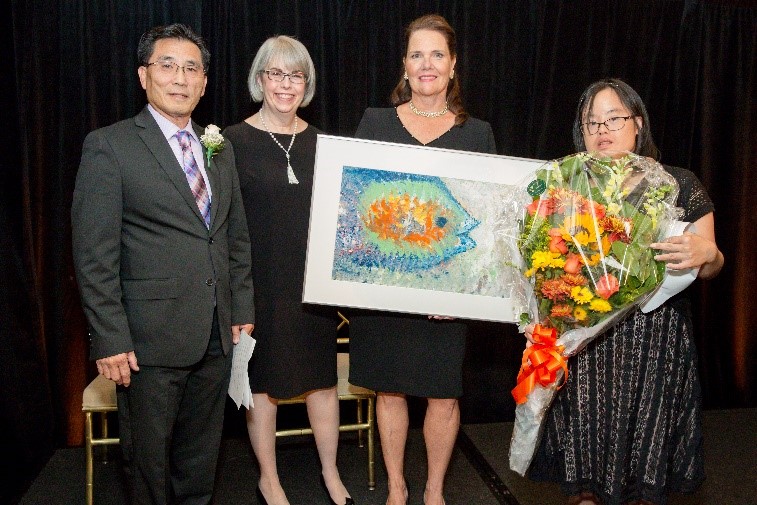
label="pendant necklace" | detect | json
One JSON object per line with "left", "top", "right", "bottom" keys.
{"left": 259, "top": 108, "right": 299, "bottom": 184}
{"left": 409, "top": 100, "right": 449, "bottom": 118}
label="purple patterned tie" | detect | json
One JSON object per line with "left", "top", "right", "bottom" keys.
{"left": 176, "top": 130, "right": 211, "bottom": 228}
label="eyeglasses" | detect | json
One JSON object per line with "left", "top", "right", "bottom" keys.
{"left": 146, "top": 60, "right": 205, "bottom": 77}
{"left": 582, "top": 115, "right": 635, "bottom": 135}
{"left": 263, "top": 69, "right": 307, "bottom": 84}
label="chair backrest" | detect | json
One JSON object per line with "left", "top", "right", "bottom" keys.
{"left": 82, "top": 375, "right": 117, "bottom": 411}
{"left": 337, "top": 310, "right": 349, "bottom": 344}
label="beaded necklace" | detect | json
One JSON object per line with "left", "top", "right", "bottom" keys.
{"left": 408, "top": 100, "right": 449, "bottom": 118}
{"left": 259, "top": 107, "right": 299, "bottom": 184}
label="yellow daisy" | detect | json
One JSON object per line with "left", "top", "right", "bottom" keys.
{"left": 531, "top": 251, "right": 566, "bottom": 271}
{"left": 586, "top": 253, "right": 602, "bottom": 266}
{"left": 573, "top": 230, "right": 591, "bottom": 247}
{"left": 570, "top": 286, "right": 593, "bottom": 304}
{"left": 589, "top": 298, "right": 612, "bottom": 313}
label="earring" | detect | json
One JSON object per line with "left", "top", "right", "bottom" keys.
{"left": 403, "top": 71, "right": 408, "bottom": 80}
{"left": 450, "top": 70, "right": 455, "bottom": 79}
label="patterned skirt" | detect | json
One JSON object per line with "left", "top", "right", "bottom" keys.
{"left": 528, "top": 305, "right": 705, "bottom": 505}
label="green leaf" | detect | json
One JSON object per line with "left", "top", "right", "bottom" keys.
{"left": 632, "top": 213, "right": 655, "bottom": 244}
{"left": 539, "top": 298, "right": 552, "bottom": 317}
{"left": 611, "top": 240, "right": 628, "bottom": 259}
{"left": 611, "top": 241, "right": 642, "bottom": 278}
{"left": 535, "top": 167, "right": 555, "bottom": 186}
{"left": 635, "top": 248, "right": 656, "bottom": 282}
{"left": 559, "top": 155, "right": 583, "bottom": 180}
{"left": 590, "top": 186, "right": 607, "bottom": 205}
{"left": 622, "top": 200, "right": 640, "bottom": 218}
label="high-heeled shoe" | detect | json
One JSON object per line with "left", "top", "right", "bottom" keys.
{"left": 255, "top": 486, "right": 269, "bottom": 505}
{"left": 319, "top": 475, "right": 355, "bottom": 505}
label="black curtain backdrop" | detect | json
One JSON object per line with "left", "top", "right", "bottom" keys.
{"left": 3, "top": 0, "right": 756, "bottom": 501}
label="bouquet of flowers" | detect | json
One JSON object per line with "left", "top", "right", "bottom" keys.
{"left": 501, "top": 151, "right": 684, "bottom": 475}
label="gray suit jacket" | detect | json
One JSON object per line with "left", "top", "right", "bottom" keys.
{"left": 72, "top": 106, "right": 255, "bottom": 367}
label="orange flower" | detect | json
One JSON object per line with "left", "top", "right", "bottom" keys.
{"left": 601, "top": 215, "right": 632, "bottom": 243}
{"left": 548, "top": 228, "right": 569, "bottom": 254}
{"left": 562, "top": 273, "right": 587, "bottom": 286}
{"left": 550, "top": 304, "right": 573, "bottom": 318}
{"left": 541, "top": 279, "right": 572, "bottom": 301}
{"left": 527, "top": 198, "right": 554, "bottom": 217}
{"left": 589, "top": 200, "right": 606, "bottom": 220}
{"left": 596, "top": 273, "right": 620, "bottom": 299}
{"left": 563, "top": 253, "right": 583, "bottom": 274}
{"left": 550, "top": 188, "right": 588, "bottom": 215}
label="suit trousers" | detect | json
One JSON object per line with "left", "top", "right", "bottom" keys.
{"left": 116, "top": 310, "right": 230, "bottom": 505}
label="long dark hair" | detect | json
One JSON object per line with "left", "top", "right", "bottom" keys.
{"left": 137, "top": 24, "right": 210, "bottom": 72}
{"left": 390, "top": 14, "right": 468, "bottom": 125}
{"left": 572, "top": 78, "right": 659, "bottom": 159}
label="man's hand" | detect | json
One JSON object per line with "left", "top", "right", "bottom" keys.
{"left": 96, "top": 351, "right": 139, "bottom": 386}
{"left": 232, "top": 324, "right": 254, "bottom": 344}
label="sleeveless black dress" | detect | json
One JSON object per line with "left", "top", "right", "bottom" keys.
{"left": 224, "top": 121, "right": 338, "bottom": 399}
{"left": 528, "top": 166, "right": 714, "bottom": 504}
{"left": 348, "top": 108, "right": 497, "bottom": 398}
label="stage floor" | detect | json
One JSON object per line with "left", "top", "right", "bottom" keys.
{"left": 20, "top": 409, "right": 757, "bottom": 505}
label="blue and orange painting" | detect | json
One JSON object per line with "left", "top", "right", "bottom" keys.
{"left": 333, "top": 166, "right": 512, "bottom": 296}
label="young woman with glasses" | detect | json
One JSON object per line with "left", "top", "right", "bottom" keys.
{"left": 526, "top": 78, "right": 724, "bottom": 505}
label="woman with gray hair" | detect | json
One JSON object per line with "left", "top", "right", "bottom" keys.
{"left": 224, "top": 36, "right": 353, "bottom": 505}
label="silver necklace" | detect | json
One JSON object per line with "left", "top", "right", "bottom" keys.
{"left": 408, "top": 100, "right": 449, "bottom": 118}
{"left": 259, "top": 108, "right": 299, "bottom": 184}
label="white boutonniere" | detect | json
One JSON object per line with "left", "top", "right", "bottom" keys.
{"left": 200, "top": 124, "right": 225, "bottom": 165}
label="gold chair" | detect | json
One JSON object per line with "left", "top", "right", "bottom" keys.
{"left": 275, "top": 312, "right": 376, "bottom": 490}
{"left": 80, "top": 313, "right": 376, "bottom": 502}
{"left": 82, "top": 374, "right": 120, "bottom": 505}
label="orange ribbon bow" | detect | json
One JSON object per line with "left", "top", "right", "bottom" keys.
{"left": 511, "top": 324, "right": 569, "bottom": 405}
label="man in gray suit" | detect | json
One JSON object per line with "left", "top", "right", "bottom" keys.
{"left": 72, "top": 24, "right": 254, "bottom": 504}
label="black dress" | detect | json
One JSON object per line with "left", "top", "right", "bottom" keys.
{"left": 224, "top": 121, "right": 338, "bottom": 399}
{"left": 528, "top": 166, "right": 714, "bottom": 505}
{"left": 348, "top": 107, "right": 497, "bottom": 398}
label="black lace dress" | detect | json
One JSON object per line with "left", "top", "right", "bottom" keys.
{"left": 528, "top": 166, "right": 715, "bottom": 505}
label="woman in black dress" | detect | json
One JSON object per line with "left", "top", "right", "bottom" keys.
{"left": 224, "top": 36, "right": 353, "bottom": 505}
{"left": 526, "top": 79, "right": 724, "bottom": 505}
{"left": 349, "top": 15, "right": 496, "bottom": 505}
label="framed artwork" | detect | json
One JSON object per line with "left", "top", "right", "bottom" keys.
{"left": 303, "top": 135, "right": 544, "bottom": 322}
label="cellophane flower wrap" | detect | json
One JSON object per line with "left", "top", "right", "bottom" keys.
{"left": 502, "top": 152, "right": 682, "bottom": 475}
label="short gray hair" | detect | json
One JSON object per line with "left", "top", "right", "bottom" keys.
{"left": 248, "top": 35, "right": 316, "bottom": 107}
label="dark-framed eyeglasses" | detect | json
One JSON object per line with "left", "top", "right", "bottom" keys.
{"left": 146, "top": 60, "right": 205, "bottom": 77}
{"left": 263, "top": 69, "right": 307, "bottom": 84}
{"left": 582, "top": 115, "right": 635, "bottom": 135}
